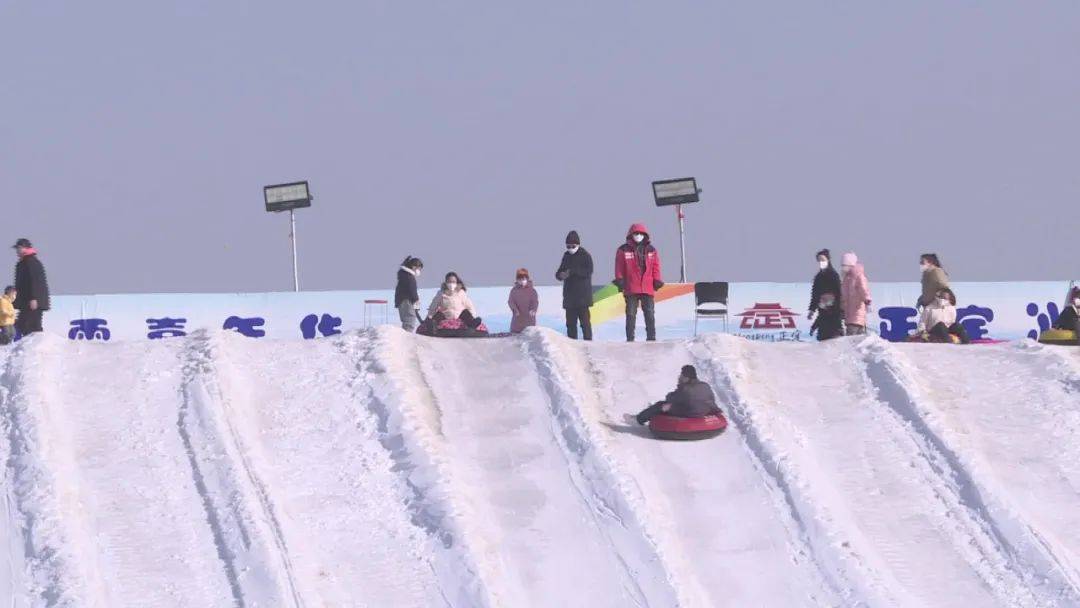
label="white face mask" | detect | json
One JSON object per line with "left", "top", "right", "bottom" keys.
{"left": 1073, "top": 298, "right": 1080, "bottom": 307}
{"left": 446, "top": 282, "right": 458, "bottom": 292}
{"left": 920, "top": 263, "right": 930, "bottom": 272}
{"left": 818, "top": 260, "right": 828, "bottom": 270}
{"left": 517, "top": 278, "right": 528, "bottom": 287}
{"left": 937, "top": 297, "right": 949, "bottom": 307}
{"left": 566, "top": 245, "right": 579, "bottom": 254}
{"left": 632, "top": 234, "right": 645, "bottom": 244}
{"left": 413, "top": 268, "right": 421, "bottom": 276}
{"left": 820, "top": 299, "right": 834, "bottom": 309}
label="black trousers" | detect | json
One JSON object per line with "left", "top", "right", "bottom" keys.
{"left": 635, "top": 401, "right": 668, "bottom": 425}
{"left": 928, "top": 321, "right": 970, "bottom": 344}
{"left": 625, "top": 294, "right": 656, "bottom": 342}
{"left": 565, "top": 307, "right": 592, "bottom": 341}
{"left": 15, "top": 309, "right": 43, "bottom": 335}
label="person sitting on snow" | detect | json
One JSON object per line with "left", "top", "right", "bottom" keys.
{"left": 1053, "top": 286, "right": 1080, "bottom": 336}
{"left": 810, "top": 292, "right": 844, "bottom": 341}
{"left": 427, "top": 271, "right": 483, "bottom": 328}
{"left": 628, "top": 365, "right": 720, "bottom": 426}
{"left": 916, "top": 287, "right": 970, "bottom": 343}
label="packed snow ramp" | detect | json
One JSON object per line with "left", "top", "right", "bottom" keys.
{"left": 2, "top": 329, "right": 1080, "bottom": 607}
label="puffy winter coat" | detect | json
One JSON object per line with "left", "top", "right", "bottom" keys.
{"left": 14, "top": 253, "right": 50, "bottom": 311}
{"left": 809, "top": 266, "right": 841, "bottom": 314}
{"left": 0, "top": 294, "right": 15, "bottom": 327}
{"left": 1054, "top": 304, "right": 1079, "bottom": 332}
{"left": 614, "top": 223, "right": 663, "bottom": 296}
{"left": 427, "top": 288, "right": 477, "bottom": 319}
{"left": 917, "top": 300, "right": 957, "bottom": 333}
{"left": 394, "top": 267, "right": 420, "bottom": 308}
{"left": 664, "top": 380, "right": 719, "bottom": 418}
{"left": 841, "top": 263, "right": 872, "bottom": 327}
{"left": 557, "top": 247, "right": 594, "bottom": 309}
{"left": 919, "top": 267, "right": 950, "bottom": 307}
{"left": 508, "top": 280, "right": 539, "bottom": 333}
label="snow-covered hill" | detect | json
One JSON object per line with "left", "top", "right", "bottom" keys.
{"left": 2, "top": 329, "right": 1079, "bottom": 607}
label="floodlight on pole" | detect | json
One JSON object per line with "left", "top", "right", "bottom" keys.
{"left": 264, "top": 180, "right": 313, "bottom": 292}
{"left": 652, "top": 177, "right": 700, "bottom": 283}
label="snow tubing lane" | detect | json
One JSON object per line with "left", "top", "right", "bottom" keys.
{"left": 647, "top": 413, "right": 728, "bottom": 441}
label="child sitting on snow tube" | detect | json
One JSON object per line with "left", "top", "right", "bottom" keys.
{"left": 911, "top": 288, "right": 970, "bottom": 344}
{"left": 626, "top": 365, "right": 727, "bottom": 440}
{"left": 419, "top": 272, "right": 489, "bottom": 337}
{"left": 1041, "top": 287, "right": 1080, "bottom": 345}
{"left": 1055, "top": 287, "right": 1080, "bottom": 334}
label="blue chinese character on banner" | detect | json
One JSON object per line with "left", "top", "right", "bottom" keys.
{"left": 956, "top": 305, "right": 994, "bottom": 341}
{"left": 147, "top": 317, "right": 188, "bottom": 339}
{"left": 1026, "top": 302, "right": 1060, "bottom": 340}
{"left": 300, "top": 313, "right": 343, "bottom": 339}
{"left": 69, "top": 319, "right": 111, "bottom": 341}
{"left": 877, "top": 306, "right": 917, "bottom": 342}
{"left": 223, "top": 316, "right": 266, "bottom": 338}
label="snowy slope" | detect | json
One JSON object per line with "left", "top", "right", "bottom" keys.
{"left": 2, "top": 329, "right": 1080, "bottom": 607}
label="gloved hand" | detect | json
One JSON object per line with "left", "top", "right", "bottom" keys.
{"left": 613, "top": 279, "right": 624, "bottom": 292}
{"left": 556, "top": 271, "right": 568, "bottom": 281}
{"left": 413, "top": 301, "right": 420, "bottom": 310}
{"left": 653, "top": 280, "right": 664, "bottom": 291}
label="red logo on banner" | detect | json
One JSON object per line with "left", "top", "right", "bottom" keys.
{"left": 736, "top": 302, "right": 798, "bottom": 330}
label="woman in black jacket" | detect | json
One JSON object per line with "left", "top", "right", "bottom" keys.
{"left": 556, "top": 231, "right": 595, "bottom": 340}
{"left": 808, "top": 249, "right": 841, "bottom": 321}
{"left": 395, "top": 256, "right": 423, "bottom": 332}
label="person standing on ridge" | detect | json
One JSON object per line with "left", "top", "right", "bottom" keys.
{"left": 395, "top": 256, "right": 424, "bottom": 332}
{"left": 508, "top": 268, "right": 539, "bottom": 334}
{"left": 0, "top": 286, "right": 16, "bottom": 345}
{"left": 917, "top": 253, "right": 950, "bottom": 308}
{"left": 840, "top": 252, "right": 872, "bottom": 336}
{"left": 808, "top": 249, "right": 841, "bottom": 321}
{"left": 556, "top": 230, "right": 594, "bottom": 340}
{"left": 614, "top": 223, "right": 663, "bottom": 342}
{"left": 12, "top": 238, "right": 49, "bottom": 336}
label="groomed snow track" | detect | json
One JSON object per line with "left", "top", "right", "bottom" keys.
{"left": 2, "top": 328, "right": 1080, "bottom": 607}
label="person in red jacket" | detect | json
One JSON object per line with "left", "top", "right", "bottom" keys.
{"left": 614, "top": 223, "right": 663, "bottom": 342}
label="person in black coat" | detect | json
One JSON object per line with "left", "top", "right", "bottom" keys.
{"left": 810, "top": 292, "right": 844, "bottom": 341}
{"left": 630, "top": 365, "right": 721, "bottom": 425}
{"left": 395, "top": 256, "right": 424, "bottom": 332}
{"left": 1053, "top": 286, "right": 1080, "bottom": 336}
{"left": 809, "top": 248, "right": 842, "bottom": 320}
{"left": 556, "top": 230, "right": 594, "bottom": 340}
{"left": 12, "top": 238, "right": 50, "bottom": 335}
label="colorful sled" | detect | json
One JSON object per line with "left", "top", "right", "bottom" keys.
{"left": 648, "top": 412, "right": 728, "bottom": 441}
{"left": 417, "top": 317, "right": 490, "bottom": 338}
{"left": 1038, "top": 329, "right": 1078, "bottom": 346}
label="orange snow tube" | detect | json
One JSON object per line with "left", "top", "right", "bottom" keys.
{"left": 648, "top": 413, "right": 728, "bottom": 441}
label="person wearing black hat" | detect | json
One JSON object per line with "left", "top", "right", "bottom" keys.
{"left": 12, "top": 238, "right": 50, "bottom": 335}
{"left": 628, "top": 365, "right": 721, "bottom": 425}
{"left": 556, "top": 230, "right": 594, "bottom": 340}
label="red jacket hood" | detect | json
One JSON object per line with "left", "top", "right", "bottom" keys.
{"left": 625, "top": 223, "right": 650, "bottom": 244}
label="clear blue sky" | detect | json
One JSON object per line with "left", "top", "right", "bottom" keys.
{"left": 3, "top": 2, "right": 1078, "bottom": 294}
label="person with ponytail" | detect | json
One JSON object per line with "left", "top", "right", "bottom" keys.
{"left": 394, "top": 256, "right": 424, "bottom": 332}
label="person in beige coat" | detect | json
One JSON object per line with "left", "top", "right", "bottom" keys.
{"left": 427, "top": 272, "right": 478, "bottom": 320}
{"left": 918, "top": 253, "right": 951, "bottom": 308}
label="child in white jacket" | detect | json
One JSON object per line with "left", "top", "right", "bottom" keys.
{"left": 427, "top": 272, "right": 479, "bottom": 321}
{"left": 916, "top": 288, "right": 968, "bottom": 343}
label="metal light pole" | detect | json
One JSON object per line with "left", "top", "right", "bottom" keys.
{"left": 289, "top": 209, "right": 299, "bottom": 291}
{"left": 652, "top": 177, "right": 700, "bottom": 284}
{"left": 676, "top": 204, "right": 687, "bottom": 283}
{"left": 264, "top": 181, "right": 312, "bottom": 292}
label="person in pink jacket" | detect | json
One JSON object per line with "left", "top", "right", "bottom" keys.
{"left": 508, "top": 268, "right": 539, "bottom": 334}
{"left": 840, "top": 252, "right": 872, "bottom": 335}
